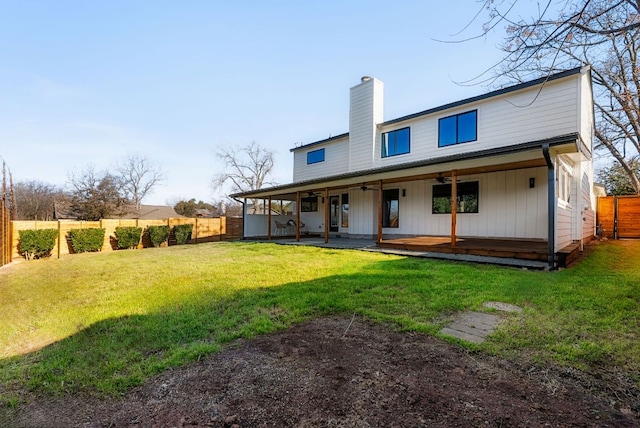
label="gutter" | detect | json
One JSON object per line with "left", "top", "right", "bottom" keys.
{"left": 542, "top": 144, "right": 556, "bottom": 270}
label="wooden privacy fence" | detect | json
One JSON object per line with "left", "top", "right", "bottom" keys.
{"left": 596, "top": 196, "right": 640, "bottom": 239}
{"left": 11, "top": 217, "right": 243, "bottom": 260}
{"left": 1, "top": 196, "right": 10, "bottom": 268}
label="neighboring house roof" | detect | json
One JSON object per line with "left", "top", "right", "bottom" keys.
{"left": 115, "top": 205, "right": 184, "bottom": 219}
{"left": 53, "top": 201, "right": 80, "bottom": 220}
{"left": 53, "top": 202, "right": 184, "bottom": 220}
{"left": 246, "top": 204, "right": 281, "bottom": 215}
{"left": 290, "top": 67, "right": 585, "bottom": 153}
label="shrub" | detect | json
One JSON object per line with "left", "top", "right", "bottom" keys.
{"left": 18, "top": 229, "right": 58, "bottom": 260}
{"left": 173, "top": 224, "right": 193, "bottom": 245}
{"left": 115, "top": 226, "right": 143, "bottom": 250}
{"left": 148, "top": 225, "right": 170, "bottom": 247}
{"left": 68, "top": 228, "right": 105, "bottom": 253}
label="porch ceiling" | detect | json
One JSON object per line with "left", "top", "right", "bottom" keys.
{"left": 233, "top": 135, "right": 578, "bottom": 200}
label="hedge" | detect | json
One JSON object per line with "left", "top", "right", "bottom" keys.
{"left": 148, "top": 225, "right": 170, "bottom": 247}
{"left": 115, "top": 226, "right": 143, "bottom": 250}
{"left": 68, "top": 228, "right": 105, "bottom": 253}
{"left": 173, "top": 224, "right": 193, "bottom": 245}
{"left": 18, "top": 229, "right": 58, "bottom": 260}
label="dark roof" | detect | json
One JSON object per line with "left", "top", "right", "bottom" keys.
{"left": 116, "top": 205, "right": 184, "bottom": 220}
{"left": 53, "top": 202, "right": 184, "bottom": 220}
{"left": 232, "top": 133, "right": 580, "bottom": 199}
{"left": 290, "top": 67, "right": 584, "bottom": 153}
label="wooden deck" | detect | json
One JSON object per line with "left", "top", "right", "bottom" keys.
{"left": 378, "top": 236, "right": 549, "bottom": 261}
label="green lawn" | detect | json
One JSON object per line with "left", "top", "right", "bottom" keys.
{"left": 1, "top": 240, "right": 639, "bottom": 405}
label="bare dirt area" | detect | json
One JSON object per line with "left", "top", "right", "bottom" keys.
{"left": 6, "top": 316, "right": 639, "bottom": 427}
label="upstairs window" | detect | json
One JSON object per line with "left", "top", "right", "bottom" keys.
{"left": 432, "top": 181, "right": 479, "bottom": 214}
{"left": 307, "top": 148, "right": 325, "bottom": 164}
{"left": 382, "top": 127, "right": 410, "bottom": 158}
{"left": 438, "top": 110, "right": 477, "bottom": 147}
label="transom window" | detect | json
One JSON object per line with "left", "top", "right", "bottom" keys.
{"left": 432, "top": 181, "right": 479, "bottom": 214}
{"left": 438, "top": 110, "right": 477, "bottom": 147}
{"left": 382, "top": 127, "right": 410, "bottom": 158}
{"left": 382, "top": 189, "right": 399, "bottom": 228}
{"left": 307, "top": 148, "right": 325, "bottom": 164}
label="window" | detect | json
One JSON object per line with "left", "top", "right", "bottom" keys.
{"left": 438, "top": 110, "right": 477, "bottom": 147}
{"left": 382, "top": 127, "right": 410, "bottom": 158}
{"left": 301, "top": 196, "right": 318, "bottom": 212}
{"left": 558, "top": 162, "right": 572, "bottom": 205}
{"left": 341, "top": 193, "right": 349, "bottom": 228}
{"left": 382, "top": 189, "right": 399, "bottom": 228}
{"left": 432, "top": 181, "right": 479, "bottom": 214}
{"left": 307, "top": 148, "right": 325, "bottom": 164}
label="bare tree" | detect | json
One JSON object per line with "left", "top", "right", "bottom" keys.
{"left": 115, "top": 154, "right": 165, "bottom": 210}
{"left": 462, "top": 1, "right": 640, "bottom": 192}
{"left": 212, "top": 142, "right": 275, "bottom": 195}
{"left": 14, "top": 180, "right": 66, "bottom": 220}
{"left": 68, "top": 166, "right": 129, "bottom": 220}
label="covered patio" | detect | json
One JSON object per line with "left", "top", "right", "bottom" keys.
{"left": 232, "top": 136, "right": 591, "bottom": 270}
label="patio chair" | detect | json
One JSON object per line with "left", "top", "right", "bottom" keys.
{"left": 287, "top": 219, "right": 305, "bottom": 234}
{"left": 274, "top": 220, "right": 288, "bottom": 236}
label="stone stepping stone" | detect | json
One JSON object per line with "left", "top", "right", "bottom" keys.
{"left": 439, "top": 311, "right": 501, "bottom": 344}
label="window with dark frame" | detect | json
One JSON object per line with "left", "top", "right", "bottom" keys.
{"left": 381, "top": 127, "right": 410, "bottom": 158}
{"left": 300, "top": 196, "right": 318, "bottom": 212}
{"left": 438, "top": 110, "right": 477, "bottom": 147}
{"left": 382, "top": 189, "right": 399, "bottom": 228}
{"left": 307, "top": 148, "right": 325, "bottom": 164}
{"left": 432, "top": 181, "right": 479, "bottom": 214}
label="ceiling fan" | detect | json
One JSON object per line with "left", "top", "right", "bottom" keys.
{"left": 436, "top": 173, "right": 450, "bottom": 184}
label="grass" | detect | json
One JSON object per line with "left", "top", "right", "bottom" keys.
{"left": 1, "top": 240, "right": 639, "bottom": 404}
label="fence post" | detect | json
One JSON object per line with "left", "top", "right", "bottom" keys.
{"left": 57, "top": 220, "right": 62, "bottom": 259}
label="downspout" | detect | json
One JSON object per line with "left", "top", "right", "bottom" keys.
{"left": 232, "top": 197, "right": 246, "bottom": 240}
{"left": 542, "top": 144, "right": 556, "bottom": 270}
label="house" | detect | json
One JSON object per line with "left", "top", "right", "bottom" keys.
{"left": 54, "top": 202, "right": 184, "bottom": 220}
{"left": 231, "top": 66, "right": 596, "bottom": 269}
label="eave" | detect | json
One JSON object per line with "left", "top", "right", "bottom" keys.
{"left": 232, "top": 133, "right": 580, "bottom": 200}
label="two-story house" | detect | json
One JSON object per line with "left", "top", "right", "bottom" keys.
{"left": 231, "top": 66, "right": 596, "bottom": 269}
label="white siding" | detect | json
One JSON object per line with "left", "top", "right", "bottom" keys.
{"left": 292, "top": 137, "right": 349, "bottom": 183}
{"left": 348, "top": 186, "right": 377, "bottom": 236}
{"left": 580, "top": 160, "right": 596, "bottom": 240}
{"left": 579, "top": 68, "right": 595, "bottom": 154}
{"left": 349, "top": 78, "right": 383, "bottom": 172}
{"left": 380, "top": 167, "right": 548, "bottom": 239}
{"left": 375, "top": 77, "right": 580, "bottom": 169}
{"left": 556, "top": 207, "right": 573, "bottom": 250}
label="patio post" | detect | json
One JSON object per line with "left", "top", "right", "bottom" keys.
{"left": 267, "top": 196, "right": 272, "bottom": 240}
{"left": 324, "top": 188, "right": 329, "bottom": 243}
{"left": 377, "top": 180, "right": 383, "bottom": 244}
{"left": 451, "top": 170, "right": 457, "bottom": 248}
{"left": 296, "top": 191, "right": 301, "bottom": 242}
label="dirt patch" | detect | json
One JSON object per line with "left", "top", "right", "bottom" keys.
{"left": 5, "top": 316, "right": 639, "bottom": 427}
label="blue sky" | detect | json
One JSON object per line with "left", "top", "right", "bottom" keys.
{"left": 1, "top": 1, "right": 520, "bottom": 204}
